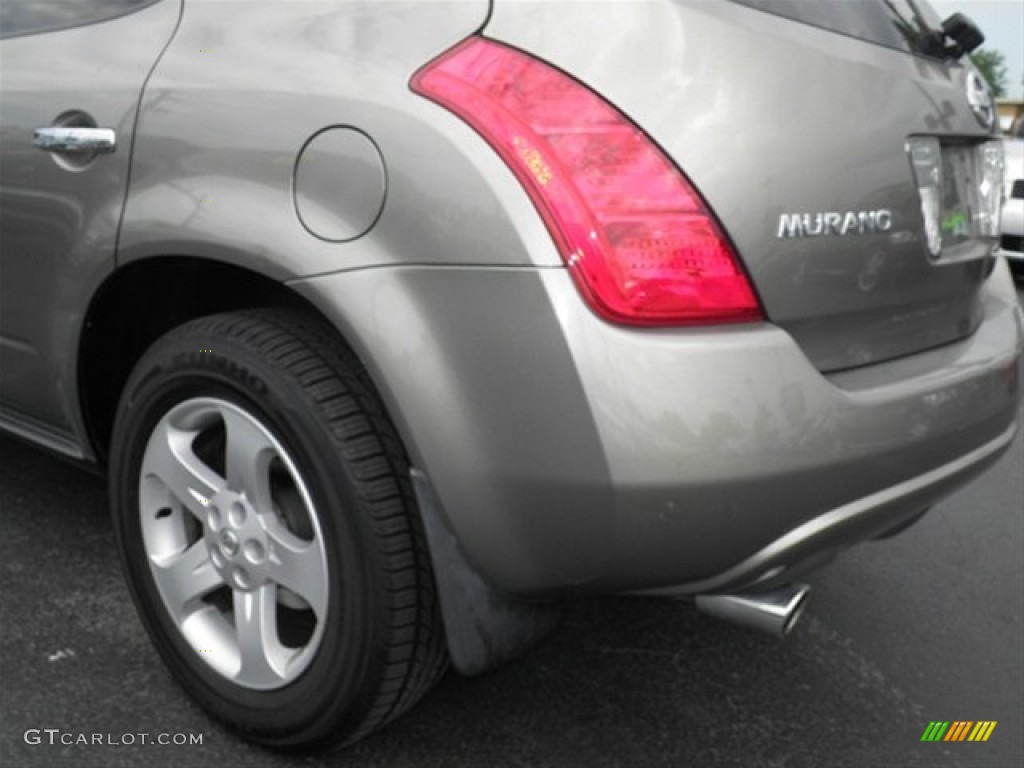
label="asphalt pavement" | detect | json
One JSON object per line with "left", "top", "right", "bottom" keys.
{"left": 1, "top": 292, "right": 1022, "bottom": 768}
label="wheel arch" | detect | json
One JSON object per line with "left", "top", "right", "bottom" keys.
{"left": 79, "top": 256, "right": 322, "bottom": 464}
{"left": 80, "top": 254, "right": 561, "bottom": 676}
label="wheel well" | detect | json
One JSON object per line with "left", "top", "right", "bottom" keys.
{"left": 79, "top": 257, "right": 314, "bottom": 463}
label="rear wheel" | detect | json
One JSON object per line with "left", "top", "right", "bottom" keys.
{"left": 109, "top": 308, "right": 447, "bottom": 751}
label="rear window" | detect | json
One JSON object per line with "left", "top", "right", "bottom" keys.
{"left": 729, "top": 0, "right": 945, "bottom": 57}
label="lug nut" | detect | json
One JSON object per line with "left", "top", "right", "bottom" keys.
{"left": 228, "top": 501, "right": 247, "bottom": 527}
{"left": 219, "top": 530, "right": 240, "bottom": 557}
{"left": 233, "top": 567, "right": 250, "bottom": 589}
{"left": 243, "top": 539, "right": 265, "bottom": 563}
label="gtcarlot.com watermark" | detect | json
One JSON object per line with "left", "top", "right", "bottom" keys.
{"left": 24, "top": 729, "right": 203, "bottom": 747}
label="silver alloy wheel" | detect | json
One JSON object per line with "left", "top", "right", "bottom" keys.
{"left": 138, "top": 397, "right": 328, "bottom": 690}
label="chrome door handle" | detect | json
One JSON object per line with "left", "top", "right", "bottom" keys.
{"left": 32, "top": 126, "right": 116, "bottom": 155}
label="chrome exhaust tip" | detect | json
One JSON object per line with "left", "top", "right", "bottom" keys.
{"left": 695, "top": 583, "right": 810, "bottom": 637}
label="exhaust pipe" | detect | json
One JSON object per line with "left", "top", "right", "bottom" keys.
{"left": 695, "top": 583, "right": 810, "bottom": 637}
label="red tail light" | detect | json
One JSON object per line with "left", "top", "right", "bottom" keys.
{"left": 411, "top": 37, "right": 762, "bottom": 326}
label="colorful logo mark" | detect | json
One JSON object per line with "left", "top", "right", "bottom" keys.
{"left": 920, "top": 721, "right": 996, "bottom": 742}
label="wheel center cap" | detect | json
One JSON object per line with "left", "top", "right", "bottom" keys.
{"left": 219, "top": 530, "right": 240, "bottom": 557}
{"left": 206, "top": 491, "right": 271, "bottom": 589}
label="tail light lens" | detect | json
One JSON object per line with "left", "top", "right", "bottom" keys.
{"left": 411, "top": 37, "right": 762, "bottom": 326}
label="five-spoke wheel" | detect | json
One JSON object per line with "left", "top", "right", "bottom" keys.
{"left": 140, "top": 397, "right": 328, "bottom": 689}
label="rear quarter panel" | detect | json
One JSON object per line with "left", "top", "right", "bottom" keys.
{"left": 118, "top": 0, "right": 561, "bottom": 279}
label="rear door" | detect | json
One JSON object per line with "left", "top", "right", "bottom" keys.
{"left": 0, "top": 0, "right": 180, "bottom": 446}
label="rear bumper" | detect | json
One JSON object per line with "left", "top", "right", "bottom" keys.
{"left": 296, "top": 258, "right": 1022, "bottom": 598}
{"left": 632, "top": 420, "right": 1016, "bottom": 596}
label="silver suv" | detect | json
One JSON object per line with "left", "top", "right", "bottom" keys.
{"left": 1, "top": 0, "right": 1021, "bottom": 752}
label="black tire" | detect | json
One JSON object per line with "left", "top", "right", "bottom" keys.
{"left": 109, "top": 308, "right": 448, "bottom": 751}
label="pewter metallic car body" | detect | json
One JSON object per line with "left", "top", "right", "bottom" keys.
{"left": 1, "top": 0, "right": 1022, "bottom": 642}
